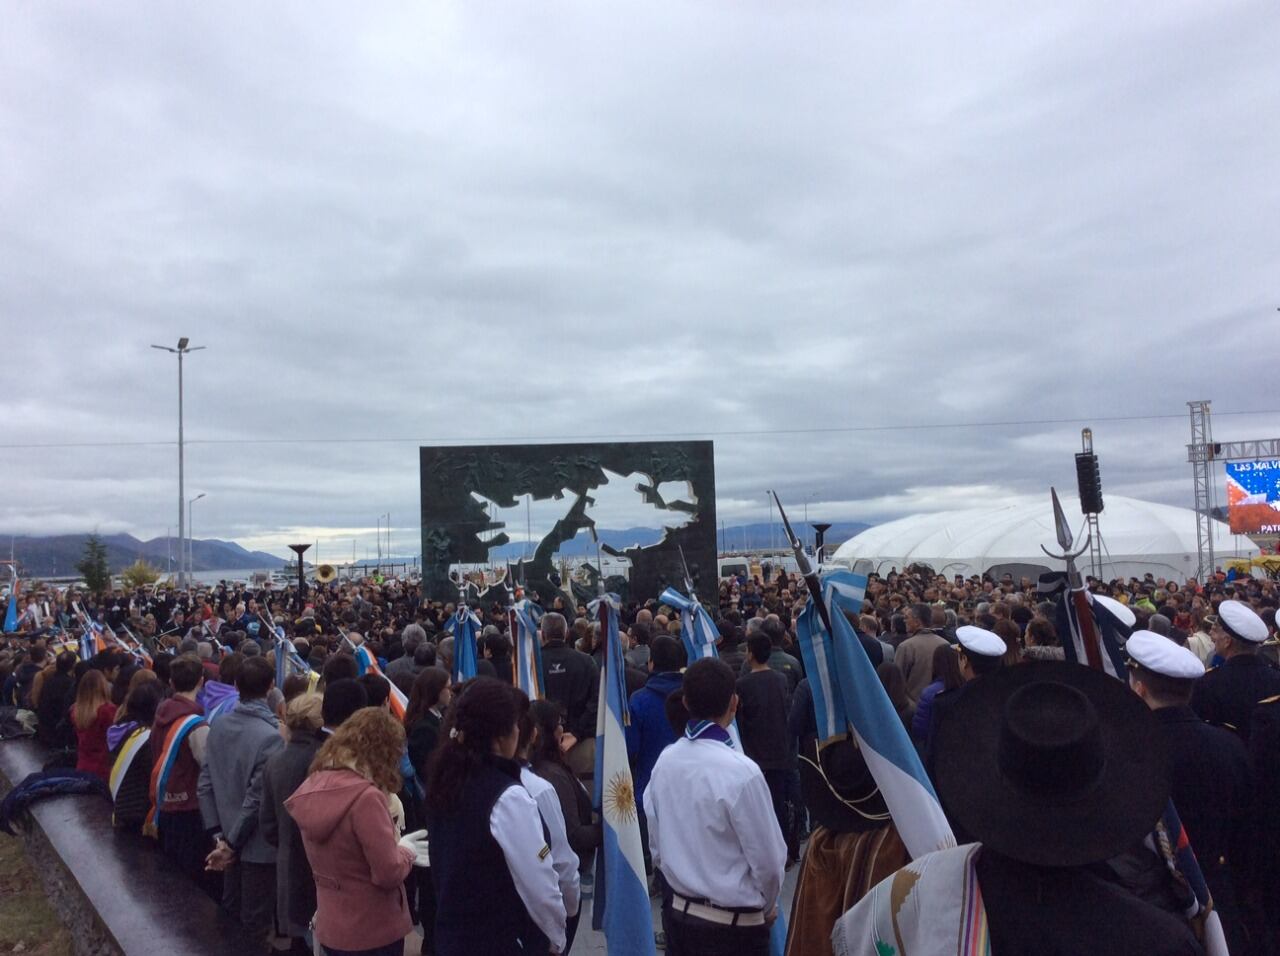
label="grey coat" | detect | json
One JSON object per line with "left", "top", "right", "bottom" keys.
{"left": 261, "top": 731, "right": 323, "bottom": 937}
{"left": 198, "top": 698, "right": 284, "bottom": 864}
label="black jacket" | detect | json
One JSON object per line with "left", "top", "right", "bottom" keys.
{"left": 35, "top": 671, "right": 75, "bottom": 749}
{"left": 532, "top": 757, "right": 600, "bottom": 861}
{"left": 1190, "top": 653, "right": 1280, "bottom": 742}
{"left": 108, "top": 725, "right": 157, "bottom": 830}
{"left": 260, "top": 731, "right": 323, "bottom": 938}
{"left": 977, "top": 849, "right": 1204, "bottom": 956}
{"left": 736, "top": 668, "right": 793, "bottom": 771}
{"left": 407, "top": 711, "right": 443, "bottom": 780}
{"left": 1152, "top": 705, "right": 1252, "bottom": 954}
{"left": 541, "top": 640, "right": 599, "bottom": 739}
{"left": 427, "top": 755, "right": 547, "bottom": 955}
{"left": 1248, "top": 696, "right": 1280, "bottom": 949}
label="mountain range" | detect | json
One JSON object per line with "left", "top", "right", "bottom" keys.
{"left": 4, "top": 534, "right": 285, "bottom": 578}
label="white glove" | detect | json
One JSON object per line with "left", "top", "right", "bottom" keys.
{"left": 398, "top": 829, "right": 430, "bottom": 867}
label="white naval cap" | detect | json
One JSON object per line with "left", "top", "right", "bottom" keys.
{"left": 1219, "top": 600, "right": 1267, "bottom": 643}
{"left": 956, "top": 625, "right": 1006, "bottom": 658}
{"left": 1126, "top": 630, "right": 1205, "bottom": 680}
{"left": 1093, "top": 593, "right": 1137, "bottom": 629}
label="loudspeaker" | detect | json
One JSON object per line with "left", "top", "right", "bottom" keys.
{"left": 1075, "top": 453, "right": 1104, "bottom": 515}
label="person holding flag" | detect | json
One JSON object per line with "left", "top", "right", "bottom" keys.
{"left": 511, "top": 579, "right": 547, "bottom": 700}
{"left": 590, "top": 590, "right": 660, "bottom": 956}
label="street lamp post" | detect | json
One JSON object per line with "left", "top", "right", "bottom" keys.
{"left": 152, "top": 338, "right": 205, "bottom": 589}
{"left": 188, "top": 493, "right": 206, "bottom": 584}
{"left": 804, "top": 492, "right": 819, "bottom": 552}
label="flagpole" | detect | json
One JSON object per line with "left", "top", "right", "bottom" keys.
{"left": 769, "top": 490, "right": 835, "bottom": 637}
{"left": 1040, "top": 488, "right": 1103, "bottom": 669}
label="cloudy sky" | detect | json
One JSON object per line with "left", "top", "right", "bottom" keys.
{"left": 2, "top": 2, "right": 1278, "bottom": 560}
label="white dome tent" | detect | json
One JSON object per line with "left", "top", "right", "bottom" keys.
{"left": 830, "top": 494, "right": 1259, "bottom": 582}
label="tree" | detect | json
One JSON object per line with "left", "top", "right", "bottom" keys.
{"left": 120, "top": 559, "right": 161, "bottom": 590}
{"left": 76, "top": 534, "right": 111, "bottom": 594}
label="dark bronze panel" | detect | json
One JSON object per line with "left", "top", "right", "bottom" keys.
{"left": 419, "top": 441, "right": 716, "bottom": 605}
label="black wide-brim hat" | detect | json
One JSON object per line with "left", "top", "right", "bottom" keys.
{"left": 799, "top": 736, "right": 889, "bottom": 834}
{"left": 933, "top": 660, "right": 1169, "bottom": 868}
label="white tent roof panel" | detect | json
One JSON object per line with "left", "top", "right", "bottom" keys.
{"left": 830, "top": 494, "right": 1258, "bottom": 581}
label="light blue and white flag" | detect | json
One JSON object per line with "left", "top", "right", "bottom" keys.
{"left": 589, "top": 592, "right": 657, "bottom": 956}
{"left": 445, "top": 606, "right": 481, "bottom": 685}
{"left": 2, "top": 574, "right": 18, "bottom": 633}
{"left": 512, "top": 599, "right": 545, "bottom": 699}
{"left": 795, "top": 570, "right": 955, "bottom": 860}
{"left": 658, "top": 587, "right": 720, "bottom": 662}
{"left": 822, "top": 569, "right": 867, "bottom": 620}
{"left": 274, "top": 630, "right": 312, "bottom": 690}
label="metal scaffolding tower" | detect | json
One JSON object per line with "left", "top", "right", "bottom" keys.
{"left": 1187, "top": 399, "right": 1280, "bottom": 580}
{"left": 1186, "top": 401, "right": 1215, "bottom": 581}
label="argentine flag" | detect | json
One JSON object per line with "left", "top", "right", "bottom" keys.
{"left": 589, "top": 593, "right": 656, "bottom": 956}
{"left": 796, "top": 569, "right": 955, "bottom": 860}
{"left": 444, "top": 605, "right": 481, "bottom": 685}
{"left": 657, "top": 587, "right": 720, "bottom": 662}
{"left": 512, "top": 598, "right": 545, "bottom": 699}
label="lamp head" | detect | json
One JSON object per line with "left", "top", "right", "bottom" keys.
{"left": 177, "top": 337, "right": 189, "bottom": 350}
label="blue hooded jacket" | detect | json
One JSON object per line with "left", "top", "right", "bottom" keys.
{"left": 625, "top": 670, "right": 683, "bottom": 806}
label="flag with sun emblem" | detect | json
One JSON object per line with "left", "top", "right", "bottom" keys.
{"left": 589, "top": 592, "right": 656, "bottom": 956}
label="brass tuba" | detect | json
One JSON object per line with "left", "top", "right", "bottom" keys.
{"left": 315, "top": 564, "right": 338, "bottom": 584}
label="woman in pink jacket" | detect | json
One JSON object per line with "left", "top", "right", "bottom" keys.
{"left": 287, "top": 707, "right": 430, "bottom": 956}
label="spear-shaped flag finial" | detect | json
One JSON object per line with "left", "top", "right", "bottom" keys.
{"left": 770, "top": 490, "right": 832, "bottom": 636}
{"left": 1051, "top": 486, "right": 1074, "bottom": 552}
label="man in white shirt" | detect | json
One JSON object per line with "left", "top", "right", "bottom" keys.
{"left": 643, "top": 658, "right": 786, "bottom": 956}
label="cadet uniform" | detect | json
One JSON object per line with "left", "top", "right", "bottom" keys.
{"left": 1128, "top": 631, "right": 1252, "bottom": 953}
{"left": 923, "top": 625, "right": 1006, "bottom": 778}
{"left": 1248, "top": 694, "right": 1280, "bottom": 954}
{"left": 1190, "top": 601, "right": 1280, "bottom": 741}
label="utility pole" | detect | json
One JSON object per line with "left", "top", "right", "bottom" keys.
{"left": 188, "top": 493, "right": 205, "bottom": 583}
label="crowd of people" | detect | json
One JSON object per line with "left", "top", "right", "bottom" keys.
{"left": 0, "top": 561, "right": 1277, "bottom": 955}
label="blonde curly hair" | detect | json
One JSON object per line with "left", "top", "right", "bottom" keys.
{"left": 309, "top": 706, "right": 405, "bottom": 794}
